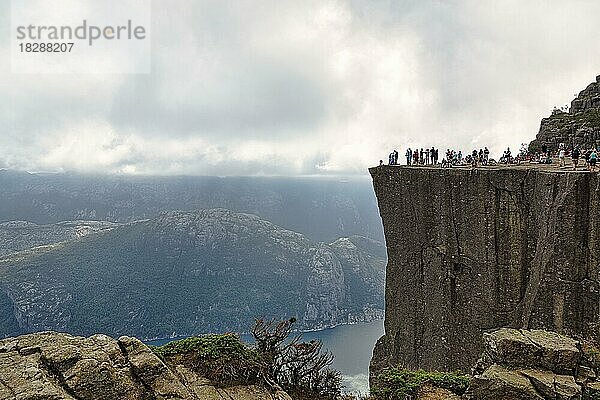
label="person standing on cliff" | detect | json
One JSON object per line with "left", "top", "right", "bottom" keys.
{"left": 589, "top": 150, "right": 597, "bottom": 171}
{"left": 406, "top": 148, "right": 412, "bottom": 165}
{"left": 572, "top": 147, "right": 580, "bottom": 170}
{"left": 484, "top": 147, "right": 490, "bottom": 165}
{"left": 559, "top": 148, "right": 566, "bottom": 167}
{"left": 425, "top": 148, "right": 430, "bottom": 165}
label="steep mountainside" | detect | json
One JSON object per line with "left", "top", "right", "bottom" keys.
{"left": 529, "top": 75, "right": 600, "bottom": 152}
{"left": 369, "top": 166, "right": 600, "bottom": 375}
{"left": 0, "top": 209, "right": 385, "bottom": 340}
{"left": 0, "top": 220, "right": 117, "bottom": 257}
{"left": 0, "top": 171, "right": 383, "bottom": 242}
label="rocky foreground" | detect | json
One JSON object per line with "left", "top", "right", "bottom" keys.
{"left": 0, "top": 331, "right": 291, "bottom": 400}
{"left": 370, "top": 328, "right": 600, "bottom": 400}
{"left": 3, "top": 328, "right": 600, "bottom": 399}
{"left": 466, "top": 328, "right": 600, "bottom": 399}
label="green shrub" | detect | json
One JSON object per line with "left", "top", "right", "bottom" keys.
{"left": 371, "top": 367, "right": 470, "bottom": 399}
{"left": 151, "top": 333, "right": 264, "bottom": 386}
{"left": 152, "top": 333, "right": 250, "bottom": 359}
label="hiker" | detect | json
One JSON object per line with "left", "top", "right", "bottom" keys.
{"left": 590, "top": 150, "right": 598, "bottom": 172}
{"left": 420, "top": 148, "right": 424, "bottom": 165}
{"left": 572, "top": 147, "right": 580, "bottom": 170}
{"left": 406, "top": 148, "right": 412, "bottom": 165}
{"left": 388, "top": 152, "right": 394, "bottom": 165}
{"left": 558, "top": 148, "right": 566, "bottom": 167}
{"left": 393, "top": 150, "right": 399, "bottom": 165}
{"left": 472, "top": 149, "right": 478, "bottom": 167}
{"left": 483, "top": 147, "right": 490, "bottom": 165}
{"left": 413, "top": 149, "right": 419, "bottom": 165}
{"left": 425, "top": 148, "right": 430, "bottom": 165}
{"left": 430, "top": 147, "right": 436, "bottom": 165}
{"left": 457, "top": 151, "right": 463, "bottom": 164}
{"left": 379, "top": 160, "right": 384, "bottom": 166}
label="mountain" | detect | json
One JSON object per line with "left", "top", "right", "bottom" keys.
{"left": 0, "top": 171, "right": 383, "bottom": 242}
{"left": 0, "top": 220, "right": 117, "bottom": 257}
{"left": 0, "top": 209, "right": 385, "bottom": 340}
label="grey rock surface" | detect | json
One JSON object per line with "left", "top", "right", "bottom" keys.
{"left": 465, "top": 329, "right": 600, "bottom": 400}
{"left": 0, "top": 331, "right": 291, "bottom": 400}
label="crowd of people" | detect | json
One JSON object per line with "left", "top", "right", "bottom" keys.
{"left": 380, "top": 146, "right": 495, "bottom": 168}
{"left": 403, "top": 147, "right": 440, "bottom": 165}
{"left": 380, "top": 142, "right": 600, "bottom": 172}
{"left": 441, "top": 147, "right": 492, "bottom": 167}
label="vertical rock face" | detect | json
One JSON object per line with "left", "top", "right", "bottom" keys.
{"left": 369, "top": 166, "right": 600, "bottom": 376}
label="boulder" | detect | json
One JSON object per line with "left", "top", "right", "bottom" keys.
{"left": 465, "top": 364, "right": 544, "bottom": 400}
{"left": 480, "top": 328, "right": 581, "bottom": 375}
{"left": 584, "top": 381, "right": 600, "bottom": 398}
{"left": 520, "top": 369, "right": 581, "bottom": 400}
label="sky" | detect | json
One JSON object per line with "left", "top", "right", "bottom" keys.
{"left": 1, "top": 0, "right": 600, "bottom": 176}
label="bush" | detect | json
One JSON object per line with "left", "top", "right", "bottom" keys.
{"left": 151, "top": 333, "right": 265, "bottom": 386}
{"left": 371, "top": 367, "right": 470, "bottom": 399}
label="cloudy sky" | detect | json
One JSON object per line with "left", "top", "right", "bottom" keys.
{"left": 1, "top": 0, "right": 600, "bottom": 176}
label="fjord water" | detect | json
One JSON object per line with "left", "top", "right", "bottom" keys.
{"left": 146, "top": 319, "right": 384, "bottom": 395}
{"left": 302, "top": 319, "right": 384, "bottom": 394}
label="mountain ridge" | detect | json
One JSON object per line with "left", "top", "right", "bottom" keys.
{"left": 0, "top": 209, "right": 385, "bottom": 340}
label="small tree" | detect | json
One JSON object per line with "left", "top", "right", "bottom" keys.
{"left": 252, "top": 318, "right": 342, "bottom": 400}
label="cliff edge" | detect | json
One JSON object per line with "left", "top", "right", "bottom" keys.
{"left": 369, "top": 165, "right": 600, "bottom": 376}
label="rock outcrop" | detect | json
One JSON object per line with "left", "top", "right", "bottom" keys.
{"left": 529, "top": 75, "right": 600, "bottom": 153}
{"left": 369, "top": 166, "right": 600, "bottom": 377}
{"left": 0, "top": 331, "right": 291, "bottom": 400}
{"left": 466, "top": 328, "right": 600, "bottom": 399}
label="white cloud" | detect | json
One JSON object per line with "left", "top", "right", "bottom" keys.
{"left": 1, "top": 0, "right": 600, "bottom": 175}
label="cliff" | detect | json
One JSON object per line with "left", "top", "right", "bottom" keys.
{"left": 529, "top": 75, "right": 600, "bottom": 153}
{"left": 369, "top": 165, "right": 600, "bottom": 376}
{"left": 0, "top": 331, "right": 291, "bottom": 400}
